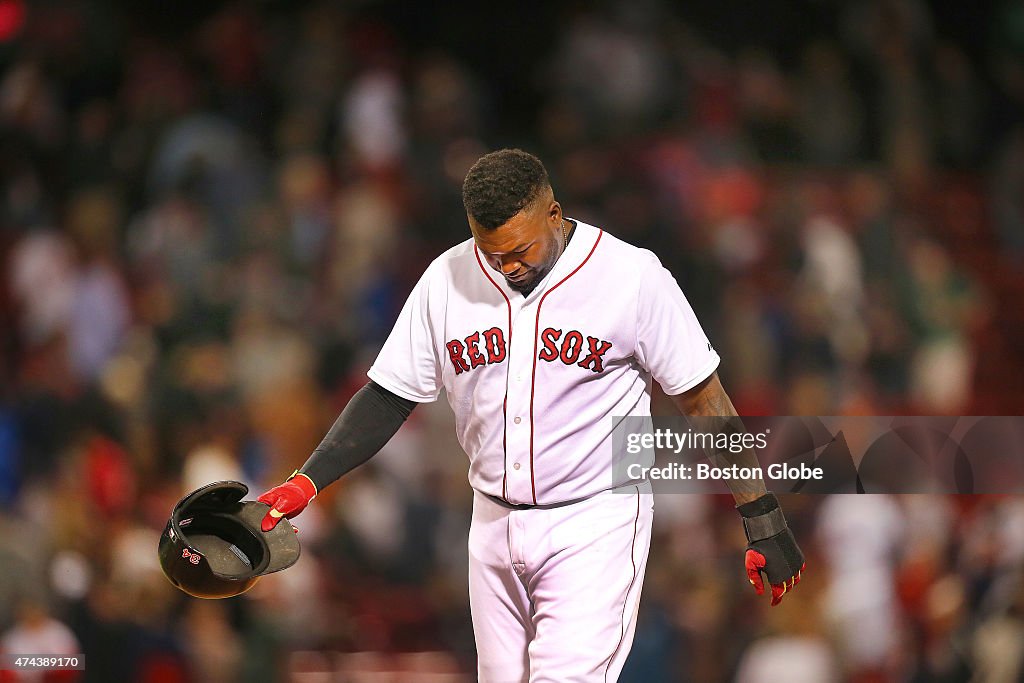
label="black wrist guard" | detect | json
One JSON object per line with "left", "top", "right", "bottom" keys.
{"left": 737, "top": 492, "right": 804, "bottom": 584}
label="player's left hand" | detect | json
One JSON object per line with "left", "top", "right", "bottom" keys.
{"left": 737, "top": 492, "right": 805, "bottom": 607}
{"left": 744, "top": 538, "right": 804, "bottom": 606}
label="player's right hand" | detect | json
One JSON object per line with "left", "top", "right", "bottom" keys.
{"left": 257, "top": 472, "right": 317, "bottom": 531}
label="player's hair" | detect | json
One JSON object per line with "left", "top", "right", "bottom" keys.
{"left": 462, "top": 149, "right": 550, "bottom": 229}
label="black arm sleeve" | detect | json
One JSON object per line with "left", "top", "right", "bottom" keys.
{"left": 298, "top": 380, "right": 418, "bottom": 491}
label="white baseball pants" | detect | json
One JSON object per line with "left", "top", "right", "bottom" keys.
{"left": 468, "top": 484, "right": 654, "bottom": 683}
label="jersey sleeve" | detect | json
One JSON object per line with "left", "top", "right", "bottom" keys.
{"left": 635, "top": 255, "right": 720, "bottom": 395}
{"left": 367, "top": 263, "right": 444, "bottom": 403}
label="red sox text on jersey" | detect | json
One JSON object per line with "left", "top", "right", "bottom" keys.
{"left": 446, "top": 328, "right": 613, "bottom": 374}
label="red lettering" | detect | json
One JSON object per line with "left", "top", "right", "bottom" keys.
{"left": 482, "top": 327, "right": 506, "bottom": 364}
{"left": 538, "top": 328, "right": 562, "bottom": 362}
{"left": 560, "top": 330, "right": 584, "bottom": 364}
{"left": 465, "top": 332, "right": 486, "bottom": 369}
{"left": 578, "top": 336, "right": 612, "bottom": 373}
{"left": 446, "top": 340, "right": 470, "bottom": 374}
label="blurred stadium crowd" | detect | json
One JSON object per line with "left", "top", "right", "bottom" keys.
{"left": 0, "top": 0, "right": 1023, "bottom": 681}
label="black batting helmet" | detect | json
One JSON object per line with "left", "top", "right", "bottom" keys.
{"left": 158, "top": 481, "right": 301, "bottom": 599}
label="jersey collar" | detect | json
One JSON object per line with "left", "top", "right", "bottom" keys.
{"left": 542, "top": 218, "right": 599, "bottom": 288}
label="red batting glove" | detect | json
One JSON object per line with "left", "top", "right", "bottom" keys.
{"left": 257, "top": 472, "right": 317, "bottom": 531}
{"left": 746, "top": 549, "right": 805, "bottom": 607}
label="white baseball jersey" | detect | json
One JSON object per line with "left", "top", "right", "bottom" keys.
{"left": 368, "top": 219, "right": 720, "bottom": 505}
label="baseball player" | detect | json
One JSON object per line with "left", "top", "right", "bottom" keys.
{"left": 259, "top": 149, "right": 805, "bottom": 682}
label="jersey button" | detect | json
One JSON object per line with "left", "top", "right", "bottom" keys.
{"left": 513, "top": 463, "right": 521, "bottom": 470}
{"left": 514, "top": 416, "right": 522, "bottom": 424}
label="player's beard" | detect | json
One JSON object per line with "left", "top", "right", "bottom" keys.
{"left": 506, "top": 235, "right": 561, "bottom": 295}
